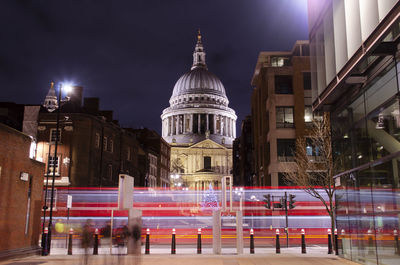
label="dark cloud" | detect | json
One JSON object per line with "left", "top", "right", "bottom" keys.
{"left": 0, "top": 0, "right": 308, "bottom": 134}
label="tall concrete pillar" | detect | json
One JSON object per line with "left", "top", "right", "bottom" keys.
{"left": 213, "top": 209, "right": 221, "bottom": 254}
{"left": 127, "top": 209, "right": 142, "bottom": 255}
{"left": 190, "top": 114, "right": 193, "bottom": 133}
{"left": 236, "top": 211, "right": 243, "bottom": 254}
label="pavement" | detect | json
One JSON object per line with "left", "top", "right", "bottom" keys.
{"left": 0, "top": 246, "right": 359, "bottom": 265}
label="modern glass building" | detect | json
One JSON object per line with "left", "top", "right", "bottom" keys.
{"left": 307, "top": 1, "right": 400, "bottom": 264}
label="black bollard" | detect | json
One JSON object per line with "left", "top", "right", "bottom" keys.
{"left": 250, "top": 229, "right": 255, "bottom": 254}
{"left": 93, "top": 228, "right": 99, "bottom": 255}
{"left": 327, "top": 229, "right": 333, "bottom": 254}
{"left": 145, "top": 229, "right": 150, "bottom": 254}
{"left": 276, "top": 229, "right": 280, "bottom": 254}
{"left": 394, "top": 229, "right": 400, "bottom": 255}
{"left": 334, "top": 229, "right": 339, "bottom": 255}
{"left": 42, "top": 227, "right": 49, "bottom": 256}
{"left": 197, "top": 228, "right": 202, "bottom": 254}
{"left": 67, "top": 228, "right": 73, "bottom": 255}
{"left": 301, "top": 229, "right": 306, "bottom": 254}
{"left": 171, "top": 228, "right": 176, "bottom": 254}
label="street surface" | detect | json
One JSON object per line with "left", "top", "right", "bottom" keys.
{"left": 0, "top": 246, "right": 358, "bottom": 265}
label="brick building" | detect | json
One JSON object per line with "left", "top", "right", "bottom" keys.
{"left": 35, "top": 92, "right": 146, "bottom": 187}
{"left": 0, "top": 123, "right": 45, "bottom": 258}
{"left": 232, "top": 115, "right": 253, "bottom": 186}
{"left": 130, "top": 128, "right": 171, "bottom": 188}
{"left": 251, "top": 41, "right": 313, "bottom": 186}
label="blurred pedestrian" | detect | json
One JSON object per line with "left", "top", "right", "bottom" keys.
{"left": 130, "top": 221, "right": 142, "bottom": 265}
{"left": 81, "top": 219, "right": 93, "bottom": 265}
{"left": 116, "top": 222, "right": 130, "bottom": 264}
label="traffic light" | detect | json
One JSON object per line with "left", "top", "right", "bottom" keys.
{"left": 263, "top": 194, "right": 271, "bottom": 209}
{"left": 289, "top": 194, "right": 296, "bottom": 209}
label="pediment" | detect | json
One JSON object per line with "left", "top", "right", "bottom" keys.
{"left": 189, "top": 139, "right": 228, "bottom": 150}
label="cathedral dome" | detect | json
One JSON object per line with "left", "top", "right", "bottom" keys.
{"left": 161, "top": 30, "right": 236, "bottom": 146}
{"left": 171, "top": 67, "right": 227, "bottom": 99}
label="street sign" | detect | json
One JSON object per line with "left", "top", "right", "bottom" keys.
{"left": 67, "top": 195, "right": 72, "bottom": 209}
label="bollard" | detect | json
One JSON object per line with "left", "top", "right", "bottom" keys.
{"left": 197, "top": 228, "right": 202, "bottom": 254}
{"left": 275, "top": 229, "right": 280, "bottom": 254}
{"left": 171, "top": 228, "right": 176, "bottom": 254}
{"left": 394, "top": 229, "right": 400, "bottom": 255}
{"left": 42, "top": 227, "right": 49, "bottom": 256}
{"left": 93, "top": 228, "right": 99, "bottom": 255}
{"left": 68, "top": 228, "right": 73, "bottom": 255}
{"left": 334, "top": 229, "right": 339, "bottom": 255}
{"left": 145, "top": 228, "right": 150, "bottom": 254}
{"left": 250, "top": 229, "right": 255, "bottom": 254}
{"left": 301, "top": 229, "right": 306, "bottom": 254}
{"left": 327, "top": 229, "right": 333, "bottom": 254}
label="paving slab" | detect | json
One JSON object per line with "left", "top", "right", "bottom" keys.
{"left": 0, "top": 246, "right": 359, "bottom": 265}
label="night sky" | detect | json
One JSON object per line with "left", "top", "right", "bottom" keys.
{"left": 0, "top": 0, "right": 308, "bottom": 135}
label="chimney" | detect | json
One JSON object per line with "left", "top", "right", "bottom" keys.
{"left": 68, "top": 86, "right": 83, "bottom": 109}
{"left": 83, "top": 97, "right": 100, "bottom": 114}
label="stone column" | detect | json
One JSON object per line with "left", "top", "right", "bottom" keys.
{"left": 190, "top": 114, "right": 193, "bottom": 133}
{"left": 198, "top": 114, "right": 201, "bottom": 134}
{"left": 206, "top": 114, "right": 209, "bottom": 133}
{"left": 169, "top": 116, "right": 172, "bottom": 136}
{"left": 227, "top": 118, "right": 231, "bottom": 137}
{"left": 214, "top": 115, "right": 217, "bottom": 135}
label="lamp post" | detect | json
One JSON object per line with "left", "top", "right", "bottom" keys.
{"left": 43, "top": 82, "right": 72, "bottom": 255}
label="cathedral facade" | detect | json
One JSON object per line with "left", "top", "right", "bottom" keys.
{"left": 161, "top": 31, "right": 237, "bottom": 190}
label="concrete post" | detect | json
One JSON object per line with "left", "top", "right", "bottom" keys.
{"left": 236, "top": 211, "right": 243, "bottom": 254}
{"left": 212, "top": 209, "right": 221, "bottom": 254}
{"left": 127, "top": 209, "right": 142, "bottom": 255}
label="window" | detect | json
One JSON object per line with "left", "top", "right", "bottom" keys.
{"left": 275, "top": 75, "right": 293, "bottom": 94}
{"left": 303, "top": 72, "right": 311, "bottom": 90}
{"left": 277, "top": 139, "right": 296, "bottom": 161}
{"left": 306, "top": 138, "right": 320, "bottom": 159}
{"left": 109, "top": 139, "right": 114, "bottom": 153}
{"left": 48, "top": 156, "right": 60, "bottom": 174}
{"left": 50, "top": 128, "right": 61, "bottom": 143}
{"left": 127, "top": 147, "right": 131, "bottom": 161}
{"left": 276, "top": 107, "right": 294, "bottom": 128}
{"left": 204, "top": 156, "right": 211, "bottom": 170}
{"left": 271, "top": 56, "right": 290, "bottom": 67}
{"left": 95, "top": 133, "right": 100, "bottom": 148}
{"left": 304, "top": 106, "right": 313, "bottom": 123}
{"left": 103, "top": 137, "right": 107, "bottom": 151}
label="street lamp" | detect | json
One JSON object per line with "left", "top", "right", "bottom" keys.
{"left": 42, "top": 82, "right": 72, "bottom": 255}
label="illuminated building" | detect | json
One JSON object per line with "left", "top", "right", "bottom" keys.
{"left": 251, "top": 41, "right": 312, "bottom": 186}
{"left": 308, "top": 0, "right": 400, "bottom": 263}
{"left": 161, "top": 31, "right": 237, "bottom": 189}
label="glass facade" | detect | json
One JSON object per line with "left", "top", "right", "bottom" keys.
{"left": 332, "top": 62, "right": 400, "bottom": 265}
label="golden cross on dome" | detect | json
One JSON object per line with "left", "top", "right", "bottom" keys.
{"left": 197, "top": 29, "right": 202, "bottom": 42}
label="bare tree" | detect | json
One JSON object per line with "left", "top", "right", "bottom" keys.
{"left": 283, "top": 113, "right": 337, "bottom": 248}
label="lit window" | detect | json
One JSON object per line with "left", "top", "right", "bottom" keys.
{"left": 304, "top": 106, "right": 313, "bottom": 123}
{"left": 109, "top": 139, "right": 114, "bottom": 153}
{"left": 50, "top": 128, "right": 61, "bottom": 143}
{"left": 276, "top": 107, "right": 294, "bottom": 128}
{"left": 103, "top": 137, "right": 107, "bottom": 151}
{"left": 48, "top": 156, "right": 60, "bottom": 175}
